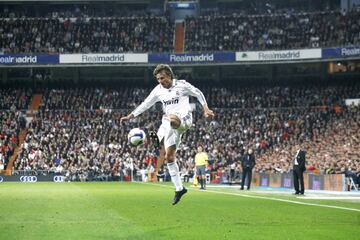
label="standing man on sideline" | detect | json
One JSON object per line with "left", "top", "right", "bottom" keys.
{"left": 240, "top": 148, "right": 256, "bottom": 190}
{"left": 194, "top": 144, "right": 208, "bottom": 190}
{"left": 121, "top": 64, "right": 214, "bottom": 205}
{"left": 293, "top": 149, "right": 306, "bottom": 195}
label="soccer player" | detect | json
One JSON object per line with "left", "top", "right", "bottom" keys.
{"left": 121, "top": 64, "right": 214, "bottom": 205}
{"left": 194, "top": 144, "right": 208, "bottom": 190}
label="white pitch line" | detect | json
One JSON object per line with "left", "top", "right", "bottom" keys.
{"left": 204, "top": 189, "right": 360, "bottom": 213}
{"left": 140, "top": 182, "right": 360, "bottom": 213}
{"left": 297, "top": 196, "right": 360, "bottom": 200}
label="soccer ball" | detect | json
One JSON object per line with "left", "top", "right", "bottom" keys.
{"left": 128, "top": 128, "right": 146, "bottom": 146}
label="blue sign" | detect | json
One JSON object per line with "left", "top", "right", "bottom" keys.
{"left": 167, "top": 2, "right": 196, "bottom": 9}
{"left": 281, "top": 173, "right": 293, "bottom": 188}
{"left": 0, "top": 54, "right": 59, "bottom": 65}
{"left": 322, "top": 46, "right": 360, "bottom": 59}
{"left": 308, "top": 174, "right": 324, "bottom": 190}
{"left": 149, "top": 52, "right": 235, "bottom": 63}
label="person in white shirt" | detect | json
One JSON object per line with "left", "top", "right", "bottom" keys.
{"left": 121, "top": 64, "right": 214, "bottom": 205}
{"left": 0, "top": 160, "right": 4, "bottom": 170}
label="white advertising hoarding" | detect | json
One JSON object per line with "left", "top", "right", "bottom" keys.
{"left": 236, "top": 49, "right": 322, "bottom": 62}
{"left": 345, "top": 99, "right": 360, "bottom": 106}
{"left": 60, "top": 53, "right": 148, "bottom": 64}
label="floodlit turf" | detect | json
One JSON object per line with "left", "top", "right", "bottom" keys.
{"left": 0, "top": 182, "right": 359, "bottom": 240}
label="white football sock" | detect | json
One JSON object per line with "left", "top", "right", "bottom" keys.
{"left": 167, "top": 162, "right": 183, "bottom": 191}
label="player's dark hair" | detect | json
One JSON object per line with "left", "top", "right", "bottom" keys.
{"left": 153, "top": 64, "right": 174, "bottom": 79}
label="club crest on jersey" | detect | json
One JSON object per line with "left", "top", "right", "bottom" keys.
{"left": 163, "top": 97, "right": 179, "bottom": 106}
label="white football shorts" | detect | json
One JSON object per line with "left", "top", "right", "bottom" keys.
{"left": 157, "top": 112, "right": 192, "bottom": 149}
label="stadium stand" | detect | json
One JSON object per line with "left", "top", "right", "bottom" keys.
{"left": 0, "top": 88, "right": 33, "bottom": 110}
{"left": 185, "top": 9, "right": 360, "bottom": 51}
{"left": 13, "top": 110, "right": 160, "bottom": 181}
{"left": 40, "top": 88, "right": 151, "bottom": 110}
{"left": 0, "top": 3, "right": 155, "bottom": 18}
{"left": 1, "top": 5, "right": 359, "bottom": 53}
{"left": 32, "top": 82, "right": 360, "bottom": 110}
{"left": 10, "top": 82, "right": 360, "bottom": 182}
{"left": 0, "top": 16, "right": 173, "bottom": 53}
{"left": 0, "top": 89, "right": 31, "bottom": 170}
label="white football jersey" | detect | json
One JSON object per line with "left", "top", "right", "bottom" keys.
{"left": 132, "top": 79, "right": 207, "bottom": 117}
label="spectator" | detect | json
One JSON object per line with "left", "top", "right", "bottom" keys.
{"left": 0, "top": 160, "right": 5, "bottom": 170}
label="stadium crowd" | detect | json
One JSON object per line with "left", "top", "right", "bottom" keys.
{"left": 11, "top": 83, "right": 360, "bottom": 182}
{"left": 39, "top": 88, "right": 149, "bottom": 110}
{"left": 0, "top": 88, "right": 33, "bottom": 110}
{"left": 0, "top": 89, "right": 30, "bottom": 170}
{"left": 37, "top": 82, "right": 360, "bottom": 110}
{"left": 1, "top": 6, "right": 360, "bottom": 53}
{"left": 0, "top": 110, "right": 27, "bottom": 170}
{"left": 14, "top": 109, "right": 161, "bottom": 181}
{"left": 0, "top": 4, "right": 154, "bottom": 18}
{"left": 185, "top": 9, "right": 360, "bottom": 51}
{"left": 0, "top": 16, "right": 174, "bottom": 53}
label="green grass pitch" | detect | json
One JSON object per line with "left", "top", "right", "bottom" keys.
{"left": 0, "top": 182, "right": 359, "bottom": 240}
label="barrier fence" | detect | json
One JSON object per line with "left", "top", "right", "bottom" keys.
{"left": 0, "top": 171, "right": 348, "bottom": 191}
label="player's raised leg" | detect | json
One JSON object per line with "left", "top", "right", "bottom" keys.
{"left": 152, "top": 144, "right": 166, "bottom": 182}
{"left": 168, "top": 114, "right": 181, "bottom": 129}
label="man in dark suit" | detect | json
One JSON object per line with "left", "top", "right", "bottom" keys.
{"left": 293, "top": 149, "right": 306, "bottom": 195}
{"left": 241, "top": 148, "right": 256, "bottom": 190}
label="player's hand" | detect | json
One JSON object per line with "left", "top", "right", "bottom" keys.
{"left": 204, "top": 107, "right": 215, "bottom": 118}
{"left": 120, "top": 113, "right": 134, "bottom": 123}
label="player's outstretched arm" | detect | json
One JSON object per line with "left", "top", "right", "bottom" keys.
{"left": 203, "top": 104, "right": 215, "bottom": 118}
{"left": 182, "top": 80, "right": 215, "bottom": 118}
{"left": 120, "top": 113, "right": 134, "bottom": 123}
